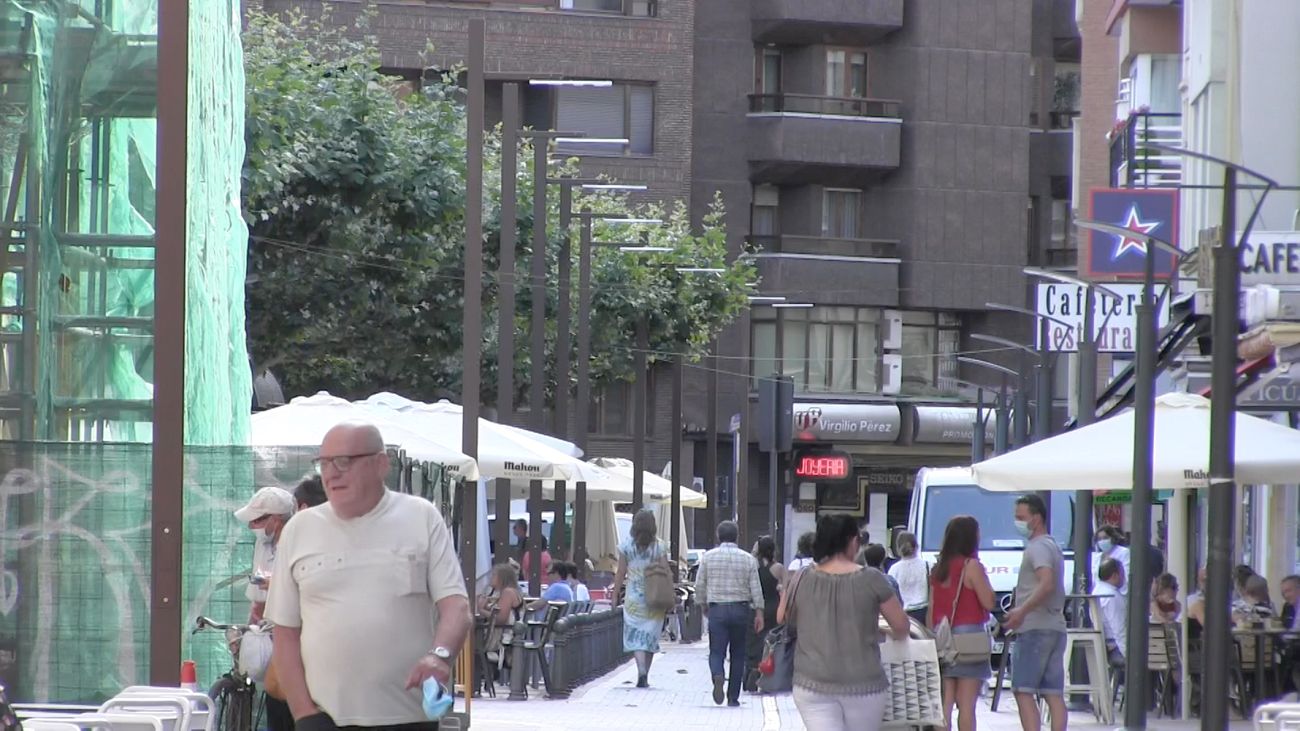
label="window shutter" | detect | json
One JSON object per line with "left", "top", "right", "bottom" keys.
{"left": 629, "top": 86, "right": 654, "bottom": 154}
{"left": 556, "top": 86, "right": 625, "bottom": 154}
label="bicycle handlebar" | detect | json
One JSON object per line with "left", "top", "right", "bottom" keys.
{"left": 193, "top": 616, "right": 256, "bottom": 635}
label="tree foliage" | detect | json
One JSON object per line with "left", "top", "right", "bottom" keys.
{"left": 243, "top": 8, "right": 755, "bottom": 404}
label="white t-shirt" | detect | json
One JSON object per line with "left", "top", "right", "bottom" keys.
{"left": 1095, "top": 580, "right": 1128, "bottom": 658}
{"left": 788, "top": 557, "right": 814, "bottom": 572}
{"left": 265, "top": 490, "right": 467, "bottom": 726}
{"left": 888, "top": 556, "right": 930, "bottom": 610}
{"left": 574, "top": 582, "right": 591, "bottom": 602}
{"left": 247, "top": 537, "right": 275, "bottom": 604}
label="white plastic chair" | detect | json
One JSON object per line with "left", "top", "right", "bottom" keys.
{"left": 71, "top": 712, "right": 168, "bottom": 731}
{"left": 114, "top": 688, "right": 213, "bottom": 731}
{"left": 23, "top": 721, "right": 83, "bottom": 731}
{"left": 98, "top": 695, "right": 190, "bottom": 731}
{"left": 1256, "top": 703, "right": 1300, "bottom": 731}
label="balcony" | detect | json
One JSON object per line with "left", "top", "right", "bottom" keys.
{"left": 747, "top": 234, "right": 899, "bottom": 260}
{"left": 1109, "top": 111, "right": 1182, "bottom": 188}
{"left": 751, "top": 0, "right": 903, "bottom": 45}
{"left": 747, "top": 94, "right": 902, "bottom": 185}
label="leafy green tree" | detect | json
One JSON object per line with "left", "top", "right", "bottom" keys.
{"left": 243, "top": 8, "right": 754, "bottom": 405}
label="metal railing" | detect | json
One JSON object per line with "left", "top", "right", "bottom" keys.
{"left": 1109, "top": 111, "right": 1182, "bottom": 188}
{"left": 545, "top": 607, "right": 631, "bottom": 698}
{"left": 748, "top": 233, "right": 900, "bottom": 259}
{"left": 749, "top": 93, "right": 902, "bottom": 119}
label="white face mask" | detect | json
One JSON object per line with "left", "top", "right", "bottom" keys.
{"left": 1014, "top": 520, "right": 1032, "bottom": 538}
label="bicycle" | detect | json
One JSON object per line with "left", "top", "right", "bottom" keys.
{"left": 193, "top": 616, "right": 267, "bottom": 731}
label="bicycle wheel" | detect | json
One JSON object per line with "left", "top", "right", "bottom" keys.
{"left": 210, "top": 676, "right": 254, "bottom": 731}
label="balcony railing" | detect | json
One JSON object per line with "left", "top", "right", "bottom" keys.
{"left": 747, "top": 233, "right": 900, "bottom": 259}
{"left": 749, "top": 93, "right": 902, "bottom": 119}
{"left": 1109, "top": 111, "right": 1182, "bottom": 188}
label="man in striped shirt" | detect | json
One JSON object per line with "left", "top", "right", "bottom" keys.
{"left": 696, "top": 520, "right": 764, "bottom": 707}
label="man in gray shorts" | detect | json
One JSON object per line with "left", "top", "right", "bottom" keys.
{"left": 1004, "top": 494, "right": 1067, "bottom": 731}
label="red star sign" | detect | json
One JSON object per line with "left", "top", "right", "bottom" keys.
{"left": 1111, "top": 205, "right": 1161, "bottom": 260}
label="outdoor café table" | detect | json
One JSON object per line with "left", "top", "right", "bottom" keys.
{"left": 1231, "top": 623, "right": 1292, "bottom": 709}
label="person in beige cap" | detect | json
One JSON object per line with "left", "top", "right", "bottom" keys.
{"left": 235, "top": 486, "right": 296, "bottom": 623}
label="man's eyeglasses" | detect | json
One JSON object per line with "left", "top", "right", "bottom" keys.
{"left": 312, "top": 451, "right": 382, "bottom": 474}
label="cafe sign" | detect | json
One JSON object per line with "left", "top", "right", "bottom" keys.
{"left": 1240, "top": 231, "right": 1300, "bottom": 286}
{"left": 1034, "top": 282, "right": 1170, "bottom": 353}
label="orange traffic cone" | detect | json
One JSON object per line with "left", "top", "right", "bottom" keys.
{"left": 181, "top": 660, "right": 199, "bottom": 693}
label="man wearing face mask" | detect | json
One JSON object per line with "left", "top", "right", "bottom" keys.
{"left": 235, "top": 486, "right": 297, "bottom": 624}
{"left": 1004, "top": 494, "right": 1067, "bottom": 731}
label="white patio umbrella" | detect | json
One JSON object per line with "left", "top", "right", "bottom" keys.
{"left": 249, "top": 392, "right": 480, "bottom": 480}
{"left": 363, "top": 393, "right": 584, "bottom": 457}
{"left": 356, "top": 393, "right": 596, "bottom": 482}
{"left": 587, "top": 457, "right": 709, "bottom": 507}
{"left": 971, "top": 392, "right": 1300, "bottom": 492}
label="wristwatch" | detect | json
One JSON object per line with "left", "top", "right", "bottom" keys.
{"left": 429, "top": 646, "right": 452, "bottom": 662}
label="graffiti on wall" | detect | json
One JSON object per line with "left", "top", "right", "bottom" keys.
{"left": 0, "top": 444, "right": 317, "bottom": 702}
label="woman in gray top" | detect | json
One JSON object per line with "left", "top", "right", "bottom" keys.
{"left": 778, "top": 514, "right": 911, "bottom": 730}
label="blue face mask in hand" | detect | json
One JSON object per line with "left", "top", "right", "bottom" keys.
{"left": 422, "top": 677, "right": 453, "bottom": 720}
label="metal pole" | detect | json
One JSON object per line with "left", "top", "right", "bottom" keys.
{"left": 151, "top": 0, "right": 187, "bottom": 683}
{"left": 1203, "top": 168, "right": 1239, "bottom": 731}
{"left": 671, "top": 355, "right": 683, "bottom": 577}
{"left": 632, "top": 317, "right": 647, "bottom": 512}
{"left": 706, "top": 345, "right": 719, "bottom": 545}
{"left": 499, "top": 83, "right": 518, "bottom": 426}
{"left": 557, "top": 183, "right": 573, "bottom": 438}
{"left": 972, "top": 388, "right": 986, "bottom": 462}
{"left": 747, "top": 311, "right": 764, "bottom": 546}
{"left": 768, "top": 449, "right": 779, "bottom": 539}
{"left": 1035, "top": 317, "right": 1052, "bottom": 443}
{"left": 1122, "top": 233, "right": 1158, "bottom": 731}
{"left": 461, "top": 19, "right": 485, "bottom": 596}
{"left": 1073, "top": 288, "right": 1097, "bottom": 593}
{"left": 1013, "top": 384, "right": 1029, "bottom": 448}
{"left": 994, "top": 380, "right": 1010, "bottom": 454}
{"left": 574, "top": 211, "right": 594, "bottom": 572}
{"left": 526, "top": 110, "right": 547, "bottom": 595}
{"left": 530, "top": 131, "right": 548, "bottom": 434}
{"left": 493, "top": 81, "right": 519, "bottom": 568}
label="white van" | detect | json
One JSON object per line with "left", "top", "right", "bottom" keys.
{"left": 908, "top": 466, "right": 1076, "bottom": 615}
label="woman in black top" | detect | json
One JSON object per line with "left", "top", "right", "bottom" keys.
{"left": 746, "top": 535, "right": 787, "bottom": 691}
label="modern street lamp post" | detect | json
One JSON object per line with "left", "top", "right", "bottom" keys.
{"left": 1073, "top": 218, "right": 1187, "bottom": 731}
{"left": 461, "top": 18, "right": 485, "bottom": 596}
{"left": 957, "top": 356, "right": 1019, "bottom": 453}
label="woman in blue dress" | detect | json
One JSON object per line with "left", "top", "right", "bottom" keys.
{"left": 612, "top": 509, "right": 668, "bottom": 688}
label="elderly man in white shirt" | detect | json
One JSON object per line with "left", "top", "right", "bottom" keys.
{"left": 1095, "top": 557, "right": 1128, "bottom": 668}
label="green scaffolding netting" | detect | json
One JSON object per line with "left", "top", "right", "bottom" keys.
{"left": 0, "top": 443, "right": 458, "bottom": 703}
{"left": 0, "top": 0, "right": 251, "bottom": 444}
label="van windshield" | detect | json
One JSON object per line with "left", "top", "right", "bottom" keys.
{"left": 921, "top": 485, "right": 1073, "bottom": 553}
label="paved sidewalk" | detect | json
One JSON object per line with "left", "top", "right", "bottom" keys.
{"left": 467, "top": 642, "right": 1250, "bottom": 730}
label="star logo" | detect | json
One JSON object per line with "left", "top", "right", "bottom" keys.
{"left": 1110, "top": 205, "right": 1162, "bottom": 260}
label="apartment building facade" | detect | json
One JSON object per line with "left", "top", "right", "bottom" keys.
{"left": 1096, "top": 0, "right": 1300, "bottom": 588}
{"left": 260, "top": 0, "right": 1081, "bottom": 549}
{"left": 688, "top": 0, "right": 1080, "bottom": 550}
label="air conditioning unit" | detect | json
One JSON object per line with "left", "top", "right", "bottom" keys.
{"left": 882, "top": 310, "right": 903, "bottom": 350}
{"left": 882, "top": 354, "right": 903, "bottom": 395}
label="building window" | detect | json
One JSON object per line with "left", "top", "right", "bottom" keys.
{"left": 588, "top": 374, "right": 656, "bottom": 437}
{"left": 559, "top": 0, "right": 657, "bottom": 17}
{"left": 751, "top": 185, "right": 779, "bottom": 238}
{"left": 901, "top": 312, "right": 961, "bottom": 397}
{"left": 555, "top": 83, "right": 653, "bottom": 155}
{"left": 751, "top": 307, "right": 879, "bottom": 394}
{"left": 826, "top": 49, "right": 867, "bottom": 98}
{"left": 822, "top": 189, "right": 861, "bottom": 239}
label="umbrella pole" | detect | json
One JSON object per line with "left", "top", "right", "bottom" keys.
{"left": 972, "top": 388, "right": 986, "bottom": 463}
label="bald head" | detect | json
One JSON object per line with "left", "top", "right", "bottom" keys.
{"left": 318, "top": 421, "right": 390, "bottom": 519}
{"left": 322, "top": 421, "right": 385, "bottom": 454}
